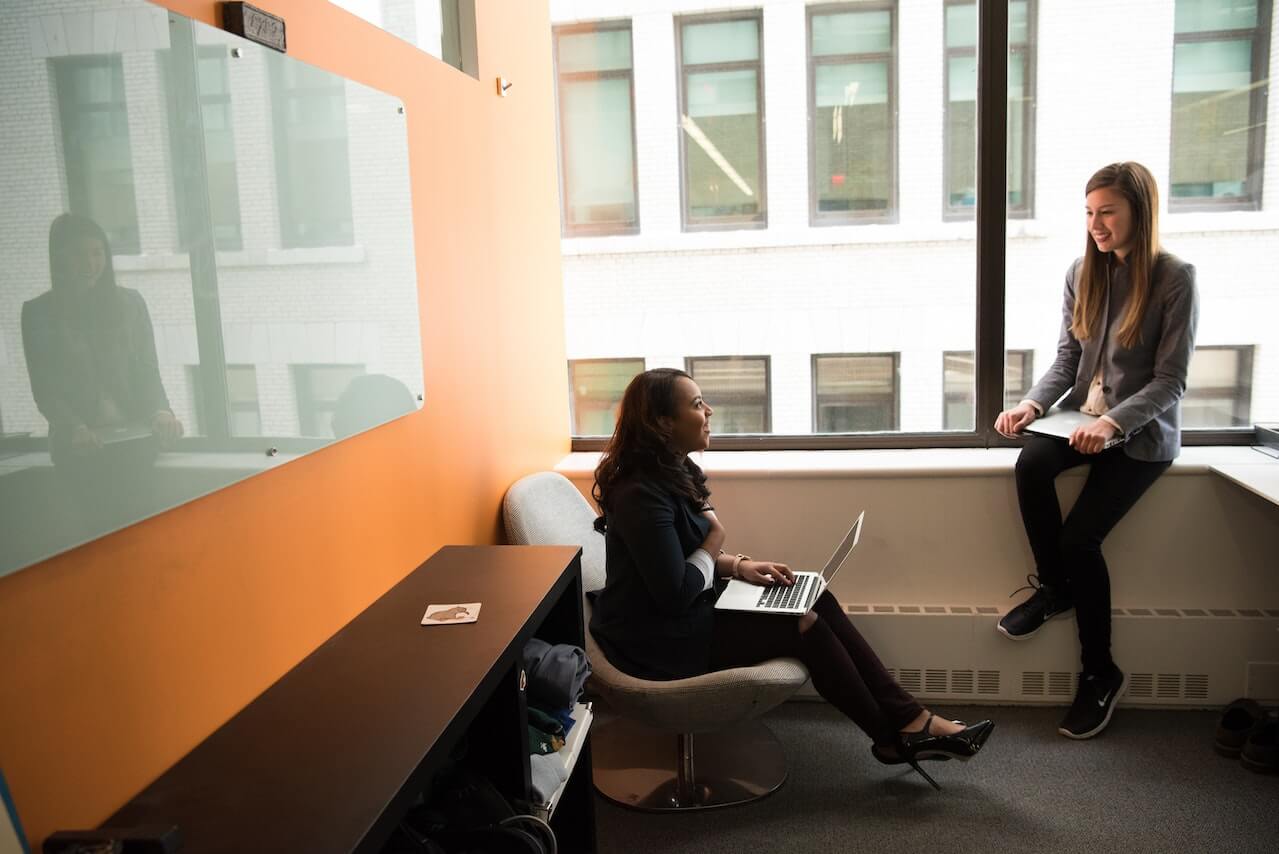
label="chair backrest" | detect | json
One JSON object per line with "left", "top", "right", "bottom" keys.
{"left": 503, "top": 472, "right": 605, "bottom": 592}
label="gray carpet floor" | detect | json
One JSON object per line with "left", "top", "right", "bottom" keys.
{"left": 592, "top": 703, "right": 1278, "bottom": 854}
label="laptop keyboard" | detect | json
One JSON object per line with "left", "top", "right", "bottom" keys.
{"left": 757, "top": 574, "right": 814, "bottom": 610}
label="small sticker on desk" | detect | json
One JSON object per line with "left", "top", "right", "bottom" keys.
{"left": 422, "top": 603, "right": 481, "bottom": 625}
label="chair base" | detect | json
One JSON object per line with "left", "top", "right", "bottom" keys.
{"left": 591, "top": 717, "right": 787, "bottom": 811}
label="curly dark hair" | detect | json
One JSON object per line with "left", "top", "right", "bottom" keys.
{"left": 592, "top": 368, "right": 710, "bottom": 532}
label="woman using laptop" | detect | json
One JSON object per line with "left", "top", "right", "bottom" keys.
{"left": 591, "top": 368, "right": 993, "bottom": 788}
{"left": 994, "top": 161, "right": 1198, "bottom": 739}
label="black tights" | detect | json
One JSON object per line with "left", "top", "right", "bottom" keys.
{"left": 710, "top": 590, "right": 923, "bottom": 744}
{"left": 1015, "top": 436, "right": 1171, "bottom": 676}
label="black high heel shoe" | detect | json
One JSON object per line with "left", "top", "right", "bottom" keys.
{"left": 871, "top": 714, "right": 995, "bottom": 790}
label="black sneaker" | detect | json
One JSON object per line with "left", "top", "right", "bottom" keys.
{"left": 1059, "top": 668, "right": 1128, "bottom": 739}
{"left": 996, "top": 575, "right": 1074, "bottom": 640}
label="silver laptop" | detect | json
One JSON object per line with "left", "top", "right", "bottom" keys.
{"left": 715, "top": 511, "right": 864, "bottom": 616}
{"left": 1024, "top": 408, "right": 1124, "bottom": 450}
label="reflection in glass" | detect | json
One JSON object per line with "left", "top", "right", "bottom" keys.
{"left": 0, "top": 1, "right": 423, "bottom": 577}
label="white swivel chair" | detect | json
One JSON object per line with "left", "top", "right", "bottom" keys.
{"left": 503, "top": 471, "right": 810, "bottom": 811}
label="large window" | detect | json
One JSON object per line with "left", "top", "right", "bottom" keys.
{"left": 942, "top": 350, "right": 1033, "bottom": 431}
{"left": 568, "top": 358, "right": 644, "bottom": 436}
{"left": 687, "top": 356, "right": 771, "bottom": 433}
{"left": 54, "top": 57, "right": 140, "bottom": 254}
{"left": 1170, "top": 0, "right": 1271, "bottom": 209}
{"left": 677, "top": 13, "right": 766, "bottom": 229}
{"left": 809, "top": 3, "right": 897, "bottom": 224}
{"left": 271, "top": 61, "right": 354, "bottom": 247}
{"left": 1184, "top": 345, "right": 1254, "bottom": 428}
{"left": 813, "top": 353, "right": 899, "bottom": 433}
{"left": 945, "top": 0, "right": 1035, "bottom": 218}
{"left": 554, "top": 23, "right": 640, "bottom": 236}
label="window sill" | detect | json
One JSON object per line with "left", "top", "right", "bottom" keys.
{"left": 113, "top": 245, "right": 368, "bottom": 272}
{"left": 555, "top": 445, "right": 1267, "bottom": 481}
{"left": 560, "top": 211, "right": 1279, "bottom": 257}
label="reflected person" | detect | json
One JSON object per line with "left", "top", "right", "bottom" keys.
{"left": 330, "top": 373, "right": 416, "bottom": 439}
{"left": 21, "top": 213, "right": 182, "bottom": 531}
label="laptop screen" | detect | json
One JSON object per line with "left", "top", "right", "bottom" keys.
{"left": 820, "top": 511, "right": 864, "bottom": 583}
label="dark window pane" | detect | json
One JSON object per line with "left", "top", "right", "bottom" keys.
{"left": 814, "top": 354, "right": 898, "bottom": 433}
{"left": 684, "top": 68, "right": 762, "bottom": 220}
{"left": 1171, "top": 39, "right": 1254, "bottom": 200}
{"left": 271, "top": 60, "right": 354, "bottom": 247}
{"left": 569, "top": 359, "right": 644, "bottom": 435}
{"left": 688, "top": 356, "right": 770, "bottom": 434}
{"left": 294, "top": 365, "right": 365, "bottom": 436}
{"left": 54, "top": 57, "right": 140, "bottom": 254}
{"left": 1183, "top": 345, "right": 1253, "bottom": 427}
{"left": 814, "top": 61, "right": 892, "bottom": 214}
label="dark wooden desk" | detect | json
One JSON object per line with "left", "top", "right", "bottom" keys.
{"left": 106, "top": 545, "right": 594, "bottom": 853}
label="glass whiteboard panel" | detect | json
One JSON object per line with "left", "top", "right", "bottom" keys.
{"left": 0, "top": 1, "right": 424, "bottom": 577}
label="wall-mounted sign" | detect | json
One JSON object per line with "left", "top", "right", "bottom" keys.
{"left": 222, "top": 2, "right": 287, "bottom": 52}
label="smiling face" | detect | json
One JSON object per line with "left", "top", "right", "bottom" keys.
{"left": 64, "top": 236, "right": 108, "bottom": 287}
{"left": 662, "top": 376, "right": 713, "bottom": 454}
{"left": 1085, "top": 186, "right": 1134, "bottom": 260}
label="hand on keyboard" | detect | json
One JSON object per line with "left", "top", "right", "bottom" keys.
{"left": 739, "top": 560, "right": 794, "bottom": 586}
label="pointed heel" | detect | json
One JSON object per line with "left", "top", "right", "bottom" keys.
{"left": 908, "top": 758, "right": 942, "bottom": 791}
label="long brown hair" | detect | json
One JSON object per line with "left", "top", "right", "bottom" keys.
{"left": 1073, "top": 162, "right": 1160, "bottom": 348}
{"left": 592, "top": 368, "right": 710, "bottom": 531}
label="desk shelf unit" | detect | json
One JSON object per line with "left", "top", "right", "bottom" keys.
{"left": 101, "top": 545, "right": 596, "bottom": 853}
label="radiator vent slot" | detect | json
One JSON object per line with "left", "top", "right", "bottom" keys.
{"left": 899, "top": 669, "right": 922, "bottom": 693}
{"left": 924, "top": 606, "right": 947, "bottom": 614}
{"left": 1185, "top": 674, "right": 1209, "bottom": 700}
{"left": 899, "top": 605, "right": 921, "bottom": 614}
{"left": 1155, "top": 609, "right": 1180, "bottom": 617}
{"left": 846, "top": 604, "right": 869, "bottom": 613}
{"left": 873, "top": 605, "right": 894, "bottom": 614}
{"left": 1182, "top": 609, "right": 1208, "bottom": 617}
{"left": 1022, "top": 672, "right": 1045, "bottom": 696}
{"left": 1266, "top": 610, "right": 1279, "bottom": 618}
{"left": 1047, "top": 672, "right": 1076, "bottom": 696}
{"left": 949, "top": 606, "right": 973, "bottom": 614}
{"left": 1130, "top": 673, "right": 1154, "bottom": 698}
{"left": 1111, "top": 608, "right": 1124, "bottom": 616}
{"left": 977, "top": 671, "right": 1000, "bottom": 695}
{"left": 925, "top": 669, "right": 948, "bottom": 693}
{"left": 951, "top": 670, "right": 975, "bottom": 694}
{"left": 1238, "top": 609, "right": 1264, "bottom": 618}
{"left": 976, "top": 606, "right": 999, "bottom": 615}
{"left": 1157, "top": 673, "right": 1182, "bottom": 699}
{"left": 1210, "top": 609, "right": 1236, "bottom": 617}
{"left": 1129, "top": 608, "right": 1152, "bottom": 616}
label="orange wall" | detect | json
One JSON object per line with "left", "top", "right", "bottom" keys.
{"left": 0, "top": 1, "right": 568, "bottom": 845}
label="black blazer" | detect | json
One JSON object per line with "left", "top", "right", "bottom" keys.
{"left": 589, "top": 475, "right": 716, "bottom": 680}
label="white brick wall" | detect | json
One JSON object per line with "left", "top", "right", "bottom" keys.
{"left": 551, "top": 0, "right": 1279, "bottom": 434}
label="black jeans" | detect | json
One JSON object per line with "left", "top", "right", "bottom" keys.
{"left": 1014, "top": 436, "right": 1171, "bottom": 676}
{"left": 710, "top": 590, "right": 923, "bottom": 744}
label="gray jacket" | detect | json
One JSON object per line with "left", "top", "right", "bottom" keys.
{"left": 1024, "top": 252, "right": 1198, "bottom": 462}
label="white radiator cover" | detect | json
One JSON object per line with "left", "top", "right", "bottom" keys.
{"left": 788, "top": 604, "right": 1279, "bottom": 708}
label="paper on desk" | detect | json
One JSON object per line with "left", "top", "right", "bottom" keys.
{"left": 422, "top": 603, "right": 481, "bottom": 625}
